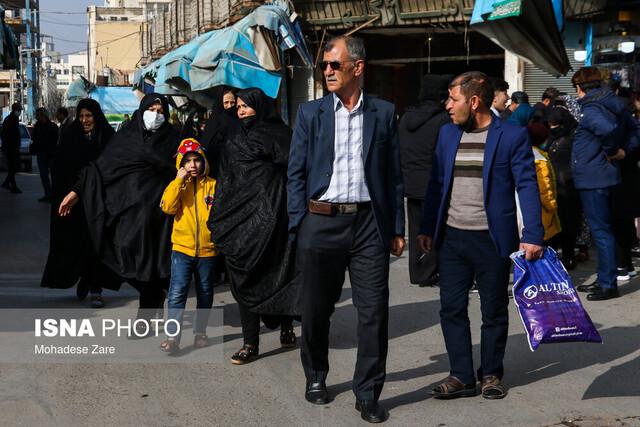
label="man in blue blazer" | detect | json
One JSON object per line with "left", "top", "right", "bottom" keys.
{"left": 287, "top": 36, "right": 405, "bottom": 423}
{"left": 418, "top": 72, "right": 544, "bottom": 400}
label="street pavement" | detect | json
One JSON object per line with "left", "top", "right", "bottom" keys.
{"left": 0, "top": 171, "right": 639, "bottom": 427}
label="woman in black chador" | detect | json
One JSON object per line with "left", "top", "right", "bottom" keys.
{"left": 207, "top": 87, "right": 298, "bottom": 364}
{"left": 58, "top": 94, "right": 180, "bottom": 329}
{"left": 42, "top": 98, "right": 119, "bottom": 308}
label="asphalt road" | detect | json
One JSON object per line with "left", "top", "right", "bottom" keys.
{"left": 0, "top": 170, "right": 639, "bottom": 427}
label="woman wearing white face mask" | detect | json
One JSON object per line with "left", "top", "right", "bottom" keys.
{"left": 58, "top": 94, "right": 180, "bottom": 333}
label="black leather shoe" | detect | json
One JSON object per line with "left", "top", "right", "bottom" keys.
{"left": 576, "top": 283, "right": 599, "bottom": 293}
{"left": 587, "top": 288, "right": 619, "bottom": 301}
{"left": 355, "top": 400, "right": 388, "bottom": 423}
{"left": 305, "top": 382, "right": 329, "bottom": 405}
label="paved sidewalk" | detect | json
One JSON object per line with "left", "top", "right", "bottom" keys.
{"left": 0, "top": 172, "right": 639, "bottom": 427}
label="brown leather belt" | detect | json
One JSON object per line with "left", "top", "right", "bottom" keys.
{"left": 308, "top": 199, "right": 370, "bottom": 216}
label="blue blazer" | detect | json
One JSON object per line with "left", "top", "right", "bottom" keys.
{"left": 419, "top": 117, "right": 544, "bottom": 257}
{"left": 287, "top": 93, "right": 405, "bottom": 248}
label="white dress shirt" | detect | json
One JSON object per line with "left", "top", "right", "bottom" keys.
{"left": 319, "top": 92, "right": 371, "bottom": 203}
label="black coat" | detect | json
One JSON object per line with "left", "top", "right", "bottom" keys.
{"left": 79, "top": 94, "right": 180, "bottom": 284}
{"left": 41, "top": 99, "right": 120, "bottom": 289}
{"left": 398, "top": 101, "right": 449, "bottom": 199}
{"left": 31, "top": 119, "right": 59, "bottom": 156}
{"left": 612, "top": 115, "right": 640, "bottom": 219}
{"left": 547, "top": 125, "right": 575, "bottom": 191}
{"left": 1, "top": 112, "right": 20, "bottom": 152}
{"left": 207, "top": 89, "right": 298, "bottom": 315}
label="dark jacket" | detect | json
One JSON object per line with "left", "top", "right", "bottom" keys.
{"left": 287, "top": 93, "right": 405, "bottom": 248}
{"left": 1, "top": 112, "right": 20, "bottom": 152}
{"left": 420, "top": 117, "right": 544, "bottom": 257}
{"left": 572, "top": 88, "right": 629, "bottom": 190}
{"left": 398, "top": 101, "right": 450, "bottom": 199}
{"left": 612, "top": 113, "right": 640, "bottom": 219}
{"left": 31, "top": 119, "right": 59, "bottom": 156}
{"left": 547, "top": 109, "right": 578, "bottom": 192}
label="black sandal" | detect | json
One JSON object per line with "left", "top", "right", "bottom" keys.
{"left": 280, "top": 327, "right": 297, "bottom": 348}
{"left": 481, "top": 375, "right": 507, "bottom": 399}
{"left": 230, "top": 344, "right": 259, "bottom": 365}
{"left": 432, "top": 376, "right": 476, "bottom": 399}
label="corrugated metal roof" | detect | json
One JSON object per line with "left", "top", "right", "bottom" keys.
{"left": 523, "top": 47, "right": 582, "bottom": 102}
{"left": 295, "top": 0, "right": 474, "bottom": 30}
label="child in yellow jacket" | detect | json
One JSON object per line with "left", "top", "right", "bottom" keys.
{"left": 528, "top": 123, "right": 562, "bottom": 241}
{"left": 159, "top": 138, "right": 218, "bottom": 354}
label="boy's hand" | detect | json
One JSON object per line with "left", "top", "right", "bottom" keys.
{"left": 177, "top": 167, "right": 188, "bottom": 180}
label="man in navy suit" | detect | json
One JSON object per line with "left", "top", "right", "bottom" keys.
{"left": 287, "top": 35, "right": 405, "bottom": 423}
{"left": 418, "top": 72, "right": 544, "bottom": 400}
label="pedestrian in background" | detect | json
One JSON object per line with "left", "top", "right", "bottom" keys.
{"left": 547, "top": 106, "right": 580, "bottom": 269}
{"left": 31, "top": 107, "right": 59, "bottom": 202}
{"left": 507, "top": 91, "right": 534, "bottom": 126}
{"left": 419, "top": 71, "right": 543, "bottom": 400}
{"left": 1, "top": 102, "right": 23, "bottom": 194}
{"left": 528, "top": 122, "right": 561, "bottom": 242}
{"left": 55, "top": 107, "right": 72, "bottom": 142}
{"left": 571, "top": 67, "right": 628, "bottom": 301}
{"left": 42, "top": 99, "right": 120, "bottom": 308}
{"left": 489, "top": 77, "right": 510, "bottom": 118}
{"left": 399, "top": 74, "right": 450, "bottom": 287}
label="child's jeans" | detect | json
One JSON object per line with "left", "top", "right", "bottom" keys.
{"left": 166, "top": 251, "right": 218, "bottom": 343}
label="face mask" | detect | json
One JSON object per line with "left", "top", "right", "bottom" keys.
{"left": 461, "top": 107, "right": 476, "bottom": 133}
{"left": 241, "top": 116, "right": 257, "bottom": 129}
{"left": 14, "top": 111, "right": 21, "bottom": 117}
{"left": 143, "top": 110, "right": 165, "bottom": 131}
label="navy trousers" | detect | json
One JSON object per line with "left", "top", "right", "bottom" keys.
{"left": 297, "top": 205, "right": 390, "bottom": 401}
{"left": 438, "top": 226, "right": 511, "bottom": 385}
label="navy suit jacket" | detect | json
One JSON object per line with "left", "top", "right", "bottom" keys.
{"left": 287, "top": 93, "right": 405, "bottom": 248}
{"left": 419, "top": 117, "right": 544, "bottom": 257}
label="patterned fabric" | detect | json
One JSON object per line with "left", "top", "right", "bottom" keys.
{"left": 319, "top": 92, "right": 370, "bottom": 203}
{"left": 447, "top": 128, "right": 489, "bottom": 230}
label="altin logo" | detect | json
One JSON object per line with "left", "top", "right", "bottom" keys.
{"left": 523, "top": 280, "right": 573, "bottom": 300}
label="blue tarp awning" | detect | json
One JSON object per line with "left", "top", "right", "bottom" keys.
{"left": 90, "top": 86, "right": 140, "bottom": 114}
{"left": 134, "top": 4, "right": 312, "bottom": 105}
{"left": 65, "top": 76, "right": 140, "bottom": 113}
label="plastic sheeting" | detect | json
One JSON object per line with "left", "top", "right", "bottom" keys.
{"left": 89, "top": 86, "right": 140, "bottom": 114}
{"left": 65, "top": 77, "right": 140, "bottom": 114}
{"left": 134, "top": 4, "right": 312, "bottom": 104}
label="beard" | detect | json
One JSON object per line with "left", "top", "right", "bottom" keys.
{"left": 460, "top": 109, "right": 476, "bottom": 133}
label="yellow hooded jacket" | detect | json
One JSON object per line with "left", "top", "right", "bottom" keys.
{"left": 160, "top": 138, "right": 218, "bottom": 257}
{"left": 533, "top": 146, "right": 562, "bottom": 241}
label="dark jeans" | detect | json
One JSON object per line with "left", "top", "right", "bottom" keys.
{"left": 237, "top": 303, "right": 293, "bottom": 347}
{"left": 36, "top": 153, "right": 52, "bottom": 197}
{"left": 2, "top": 149, "right": 19, "bottom": 188}
{"left": 438, "top": 226, "right": 511, "bottom": 385}
{"left": 407, "top": 198, "right": 438, "bottom": 284}
{"left": 297, "top": 205, "right": 389, "bottom": 401}
{"left": 579, "top": 188, "right": 617, "bottom": 289}
{"left": 166, "top": 251, "right": 218, "bottom": 341}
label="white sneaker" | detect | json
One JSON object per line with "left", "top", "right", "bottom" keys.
{"left": 617, "top": 268, "right": 630, "bottom": 282}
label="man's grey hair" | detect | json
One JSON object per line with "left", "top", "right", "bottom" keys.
{"left": 323, "top": 35, "right": 366, "bottom": 61}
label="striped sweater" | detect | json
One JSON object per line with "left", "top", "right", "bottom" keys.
{"left": 446, "top": 128, "right": 489, "bottom": 230}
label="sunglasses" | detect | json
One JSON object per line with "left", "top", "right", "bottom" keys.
{"left": 318, "top": 60, "right": 354, "bottom": 71}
